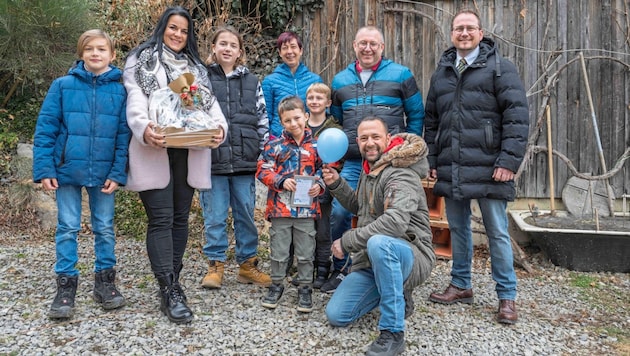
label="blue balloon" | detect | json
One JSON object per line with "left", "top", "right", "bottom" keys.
{"left": 317, "top": 128, "right": 348, "bottom": 163}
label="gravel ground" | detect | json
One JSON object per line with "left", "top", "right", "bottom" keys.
{"left": 0, "top": 232, "right": 628, "bottom": 356}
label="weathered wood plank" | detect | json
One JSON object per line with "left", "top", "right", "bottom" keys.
{"left": 294, "top": 0, "right": 629, "bottom": 199}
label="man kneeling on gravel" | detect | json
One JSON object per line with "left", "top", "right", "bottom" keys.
{"left": 321, "top": 117, "right": 435, "bottom": 356}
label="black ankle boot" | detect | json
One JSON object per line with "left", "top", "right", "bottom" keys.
{"left": 157, "top": 273, "right": 193, "bottom": 324}
{"left": 173, "top": 263, "right": 186, "bottom": 302}
{"left": 94, "top": 268, "right": 126, "bottom": 310}
{"left": 49, "top": 274, "right": 78, "bottom": 319}
{"left": 313, "top": 266, "right": 330, "bottom": 289}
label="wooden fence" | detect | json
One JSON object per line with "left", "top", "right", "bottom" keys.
{"left": 291, "top": 0, "right": 630, "bottom": 200}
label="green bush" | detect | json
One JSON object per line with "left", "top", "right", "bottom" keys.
{"left": 0, "top": 93, "right": 43, "bottom": 177}
{"left": 114, "top": 189, "right": 147, "bottom": 240}
{"left": 0, "top": 0, "right": 101, "bottom": 105}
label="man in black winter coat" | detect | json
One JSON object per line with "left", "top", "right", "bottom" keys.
{"left": 423, "top": 9, "right": 529, "bottom": 324}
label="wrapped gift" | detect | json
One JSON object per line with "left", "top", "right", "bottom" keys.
{"left": 148, "top": 73, "right": 221, "bottom": 148}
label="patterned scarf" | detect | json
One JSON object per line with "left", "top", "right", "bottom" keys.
{"left": 134, "top": 45, "right": 216, "bottom": 111}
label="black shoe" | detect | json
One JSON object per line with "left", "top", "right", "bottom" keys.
{"left": 262, "top": 283, "right": 284, "bottom": 309}
{"left": 49, "top": 275, "right": 78, "bottom": 319}
{"left": 320, "top": 270, "right": 346, "bottom": 294}
{"left": 404, "top": 288, "right": 414, "bottom": 319}
{"left": 94, "top": 268, "right": 126, "bottom": 310}
{"left": 297, "top": 286, "right": 313, "bottom": 313}
{"left": 366, "top": 330, "right": 405, "bottom": 356}
{"left": 313, "top": 266, "right": 330, "bottom": 289}
{"left": 157, "top": 273, "right": 194, "bottom": 324}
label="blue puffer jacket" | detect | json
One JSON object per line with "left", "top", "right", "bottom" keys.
{"left": 330, "top": 58, "right": 425, "bottom": 160}
{"left": 33, "top": 61, "right": 130, "bottom": 187}
{"left": 262, "top": 62, "right": 322, "bottom": 138}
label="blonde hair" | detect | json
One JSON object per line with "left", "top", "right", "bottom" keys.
{"left": 76, "top": 29, "right": 115, "bottom": 58}
{"left": 208, "top": 26, "right": 246, "bottom": 68}
{"left": 306, "top": 83, "right": 331, "bottom": 100}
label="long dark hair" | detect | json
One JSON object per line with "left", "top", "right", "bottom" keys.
{"left": 127, "top": 6, "right": 202, "bottom": 64}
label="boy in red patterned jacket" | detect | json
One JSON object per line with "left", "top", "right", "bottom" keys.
{"left": 256, "top": 96, "right": 324, "bottom": 313}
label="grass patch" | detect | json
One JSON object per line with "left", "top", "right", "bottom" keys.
{"left": 569, "top": 273, "right": 598, "bottom": 288}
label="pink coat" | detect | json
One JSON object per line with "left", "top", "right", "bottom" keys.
{"left": 123, "top": 53, "right": 227, "bottom": 192}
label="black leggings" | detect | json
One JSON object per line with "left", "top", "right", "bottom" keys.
{"left": 139, "top": 148, "right": 194, "bottom": 277}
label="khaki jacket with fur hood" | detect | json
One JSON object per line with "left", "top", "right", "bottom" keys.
{"left": 328, "top": 133, "right": 436, "bottom": 290}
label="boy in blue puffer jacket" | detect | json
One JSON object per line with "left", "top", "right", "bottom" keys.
{"left": 33, "top": 29, "right": 130, "bottom": 320}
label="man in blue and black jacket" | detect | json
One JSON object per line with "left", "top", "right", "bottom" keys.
{"left": 322, "top": 25, "right": 425, "bottom": 295}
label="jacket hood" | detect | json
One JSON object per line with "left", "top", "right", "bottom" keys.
{"left": 68, "top": 60, "right": 122, "bottom": 82}
{"left": 369, "top": 133, "right": 429, "bottom": 178}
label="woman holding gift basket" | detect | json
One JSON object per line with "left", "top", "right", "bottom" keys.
{"left": 123, "top": 6, "right": 227, "bottom": 324}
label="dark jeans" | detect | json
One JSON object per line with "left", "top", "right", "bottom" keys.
{"left": 315, "top": 201, "right": 333, "bottom": 268}
{"left": 139, "top": 148, "right": 194, "bottom": 277}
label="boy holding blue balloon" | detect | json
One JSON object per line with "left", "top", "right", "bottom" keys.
{"left": 257, "top": 96, "right": 325, "bottom": 312}
{"left": 305, "top": 83, "right": 344, "bottom": 289}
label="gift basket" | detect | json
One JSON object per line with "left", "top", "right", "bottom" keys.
{"left": 148, "top": 73, "right": 221, "bottom": 148}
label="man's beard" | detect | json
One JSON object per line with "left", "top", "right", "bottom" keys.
{"left": 362, "top": 148, "right": 383, "bottom": 164}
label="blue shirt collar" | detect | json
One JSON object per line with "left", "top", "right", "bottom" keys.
{"left": 456, "top": 46, "right": 480, "bottom": 66}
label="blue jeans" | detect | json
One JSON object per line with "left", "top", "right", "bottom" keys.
{"left": 445, "top": 197, "right": 517, "bottom": 300}
{"left": 330, "top": 158, "right": 362, "bottom": 271}
{"left": 199, "top": 175, "right": 258, "bottom": 264}
{"left": 326, "top": 235, "right": 413, "bottom": 332}
{"left": 54, "top": 185, "right": 116, "bottom": 276}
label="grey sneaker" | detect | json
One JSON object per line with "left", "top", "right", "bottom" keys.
{"left": 261, "top": 283, "right": 284, "bottom": 309}
{"left": 366, "top": 330, "right": 405, "bottom": 356}
{"left": 297, "top": 286, "right": 312, "bottom": 313}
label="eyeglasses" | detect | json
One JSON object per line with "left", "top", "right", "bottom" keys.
{"left": 356, "top": 41, "right": 382, "bottom": 50}
{"left": 452, "top": 26, "right": 480, "bottom": 34}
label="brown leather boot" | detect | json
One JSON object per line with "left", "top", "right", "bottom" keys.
{"left": 201, "top": 260, "right": 224, "bottom": 289}
{"left": 428, "top": 284, "right": 474, "bottom": 304}
{"left": 497, "top": 299, "right": 518, "bottom": 324}
{"left": 237, "top": 257, "right": 271, "bottom": 287}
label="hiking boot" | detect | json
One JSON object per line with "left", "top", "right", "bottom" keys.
{"left": 320, "top": 270, "right": 347, "bottom": 294}
{"left": 49, "top": 274, "right": 78, "bottom": 319}
{"left": 201, "top": 260, "right": 224, "bottom": 289}
{"left": 297, "top": 285, "right": 313, "bottom": 313}
{"left": 93, "top": 268, "right": 126, "bottom": 310}
{"left": 497, "top": 299, "right": 518, "bottom": 324}
{"left": 157, "top": 273, "right": 193, "bottom": 324}
{"left": 313, "top": 266, "right": 330, "bottom": 290}
{"left": 366, "top": 330, "right": 405, "bottom": 356}
{"left": 428, "top": 284, "right": 474, "bottom": 305}
{"left": 238, "top": 257, "right": 271, "bottom": 287}
{"left": 261, "top": 283, "right": 284, "bottom": 309}
{"left": 404, "top": 288, "right": 414, "bottom": 319}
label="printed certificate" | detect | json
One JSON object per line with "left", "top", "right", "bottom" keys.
{"left": 291, "top": 176, "right": 317, "bottom": 207}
